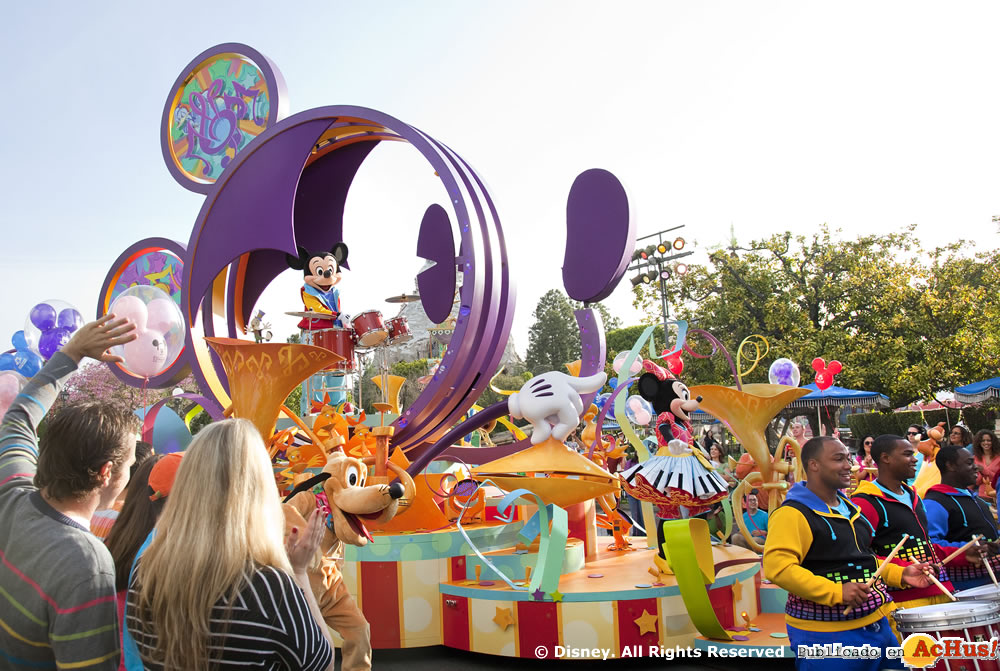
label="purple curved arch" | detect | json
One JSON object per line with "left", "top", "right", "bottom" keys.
{"left": 97, "top": 237, "right": 193, "bottom": 389}
{"left": 177, "top": 105, "right": 513, "bottom": 459}
{"left": 160, "top": 43, "right": 287, "bottom": 194}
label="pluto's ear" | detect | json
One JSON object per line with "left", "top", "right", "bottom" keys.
{"left": 285, "top": 246, "right": 311, "bottom": 271}
{"left": 637, "top": 372, "right": 661, "bottom": 402}
{"left": 331, "top": 242, "right": 349, "bottom": 270}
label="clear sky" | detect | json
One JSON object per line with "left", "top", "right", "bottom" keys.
{"left": 3, "top": 1, "right": 999, "bottom": 360}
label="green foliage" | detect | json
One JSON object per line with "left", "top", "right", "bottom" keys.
{"left": 525, "top": 289, "right": 580, "bottom": 374}
{"left": 639, "top": 225, "right": 1000, "bottom": 407}
{"left": 847, "top": 406, "right": 999, "bottom": 438}
{"left": 525, "top": 289, "right": 623, "bottom": 375}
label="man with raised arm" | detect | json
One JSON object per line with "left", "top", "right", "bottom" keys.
{"left": 0, "top": 315, "right": 138, "bottom": 670}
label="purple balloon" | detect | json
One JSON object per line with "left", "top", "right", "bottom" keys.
{"left": 29, "top": 303, "right": 56, "bottom": 331}
{"left": 38, "top": 327, "right": 71, "bottom": 359}
{"left": 57, "top": 308, "right": 84, "bottom": 332}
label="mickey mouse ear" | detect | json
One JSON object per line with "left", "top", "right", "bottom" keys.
{"left": 827, "top": 360, "right": 843, "bottom": 375}
{"left": 811, "top": 357, "right": 826, "bottom": 372}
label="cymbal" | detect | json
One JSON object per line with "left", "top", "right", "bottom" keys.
{"left": 285, "top": 311, "right": 331, "bottom": 319}
{"left": 384, "top": 293, "right": 420, "bottom": 304}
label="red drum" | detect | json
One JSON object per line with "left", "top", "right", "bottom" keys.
{"left": 351, "top": 311, "right": 388, "bottom": 348}
{"left": 894, "top": 601, "right": 1000, "bottom": 671}
{"left": 310, "top": 327, "right": 356, "bottom": 372}
{"left": 387, "top": 316, "right": 412, "bottom": 344}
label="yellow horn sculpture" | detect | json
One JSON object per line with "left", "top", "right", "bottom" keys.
{"left": 205, "top": 337, "right": 343, "bottom": 439}
{"left": 372, "top": 374, "right": 406, "bottom": 415}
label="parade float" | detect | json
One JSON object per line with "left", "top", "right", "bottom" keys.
{"left": 90, "top": 42, "right": 820, "bottom": 660}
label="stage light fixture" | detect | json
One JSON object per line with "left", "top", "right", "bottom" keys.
{"left": 675, "top": 263, "right": 689, "bottom": 276}
{"left": 657, "top": 242, "right": 668, "bottom": 254}
{"left": 673, "top": 237, "right": 685, "bottom": 250}
{"left": 660, "top": 269, "right": 671, "bottom": 280}
{"left": 630, "top": 275, "right": 644, "bottom": 287}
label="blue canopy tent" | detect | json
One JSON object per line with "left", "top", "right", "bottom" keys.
{"left": 782, "top": 384, "right": 891, "bottom": 412}
{"left": 954, "top": 377, "right": 1000, "bottom": 404}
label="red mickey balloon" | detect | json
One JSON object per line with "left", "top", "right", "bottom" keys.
{"left": 662, "top": 350, "right": 684, "bottom": 376}
{"left": 811, "top": 357, "right": 843, "bottom": 391}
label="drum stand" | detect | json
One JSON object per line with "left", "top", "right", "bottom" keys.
{"left": 299, "top": 322, "right": 353, "bottom": 416}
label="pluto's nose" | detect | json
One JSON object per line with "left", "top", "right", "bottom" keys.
{"left": 695, "top": 396, "right": 703, "bottom": 403}
{"left": 388, "top": 482, "right": 404, "bottom": 499}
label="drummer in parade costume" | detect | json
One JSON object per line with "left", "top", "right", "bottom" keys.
{"left": 285, "top": 243, "right": 349, "bottom": 329}
{"left": 764, "top": 437, "right": 934, "bottom": 671}
{"left": 850, "top": 435, "right": 957, "bottom": 638}
{"left": 923, "top": 445, "right": 1000, "bottom": 591}
{"left": 620, "top": 360, "right": 728, "bottom": 577}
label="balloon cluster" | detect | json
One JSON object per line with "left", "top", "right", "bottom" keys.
{"left": 0, "top": 300, "right": 82, "bottom": 379}
{"left": 108, "top": 286, "right": 185, "bottom": 378}
{"left": 25, "top": 301, "right": 84, "bottom": 360}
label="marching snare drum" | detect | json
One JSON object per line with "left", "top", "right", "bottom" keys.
{"left": 311, "top": 327, "right": 356, "bottom": 372}
{"left": 386, "top": 315, "right": 412, "bottom": 344}
{"left": 351, "top": 311, "right": 388, "bottom": 348}
{"left": 894, "top": 601, "right": 1000, "bottom": 671}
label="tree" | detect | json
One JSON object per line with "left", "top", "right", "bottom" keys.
{"left": 52, "top": 365, "right": 212, "bottom": 433}
{"left": 640, "top": 224, "right": 1000, "bottom": 407}
{"left": 525, "top": 290, "right": 579, "bottom": 374}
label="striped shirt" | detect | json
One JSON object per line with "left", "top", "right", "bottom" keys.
{"left": 126, "top": 565, "right": 332, "bottom": 670}
{"left": 0, "top": 353, "right": 121, "bottom": 669}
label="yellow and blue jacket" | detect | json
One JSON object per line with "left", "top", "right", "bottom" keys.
{"left": 763, "top": 482, "right": 905, "bottom": 632}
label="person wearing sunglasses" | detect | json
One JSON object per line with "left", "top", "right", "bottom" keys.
{"left": 905, "top": 425, "right": 927, "bottom": 486}
{"left": 856, "top": 436, "right": 876, "bottom": 482}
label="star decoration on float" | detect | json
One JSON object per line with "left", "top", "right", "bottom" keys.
{"left": 532, "top": 589, "right": 546, "bottom": 601}
{"left": 493, "top": 607, "right": 514, "bottom": 631}
{"left": 549, "top": 590, "right": 564, "bottom": 602}
{"left": 634, "top": 610, "right": 658, "bottom": 636}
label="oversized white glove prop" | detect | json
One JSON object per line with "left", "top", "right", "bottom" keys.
{"left": 508, "top": 371, "right": 607, "bottom": 444}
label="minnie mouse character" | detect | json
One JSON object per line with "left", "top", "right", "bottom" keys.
{"left": 621, "top": 359, "right": 728, "bottom": 519}
{"left": 285, "top": 243, "right": 348, "bottom": 330}
{"left": 620, "top": 360, "right": 729, "bottom": 577}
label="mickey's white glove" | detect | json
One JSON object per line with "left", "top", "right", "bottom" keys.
{"left": 508, "top": 371, "right": 607, "bottom": 445}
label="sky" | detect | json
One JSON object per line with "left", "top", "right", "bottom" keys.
{"left": 3, "top": 1, "right": 1000, "bottom": 361}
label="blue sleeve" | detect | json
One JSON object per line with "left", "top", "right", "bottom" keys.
{"left": 758, "top": 511, "right": 769, "bottom": 533}
{"left": 924, "top": 498, "right": 965, "bottom": 547}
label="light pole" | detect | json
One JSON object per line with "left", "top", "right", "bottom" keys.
{"left": 628, "top": 226, "right": 693, "bottom": 342}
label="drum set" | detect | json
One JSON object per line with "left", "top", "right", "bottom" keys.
{"left": 287, "top": 292, "right": 419, "bottom": 412}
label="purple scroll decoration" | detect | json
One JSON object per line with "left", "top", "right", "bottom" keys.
{"left": 684, "top": 328, "right": 741, "bottom": 391}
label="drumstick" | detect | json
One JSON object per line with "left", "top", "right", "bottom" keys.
{"left": 941, "top": 536, "right": 983, "bottom": 566}
{"left": 975, "top": 539, "right": 1000, "bottom": 587}
{"left": 922, "top": 568, "right": 957, "bottom": 601}
{"left": 844, "top": 533, "right": 909, "bottom": 616}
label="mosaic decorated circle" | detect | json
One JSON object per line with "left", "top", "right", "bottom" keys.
{"left": 110, "top": 249, "right": 183, "bottom": 308}
{"left": 163, "top": 46, "right": 281, "bottom": 191}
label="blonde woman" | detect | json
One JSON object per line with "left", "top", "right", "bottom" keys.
{"left": 126, "top": 419, "right": 334, "bottom": 671}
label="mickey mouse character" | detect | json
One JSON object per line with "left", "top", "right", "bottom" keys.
{"left": 621, "top": 359, "right": 728, "bottom": 520}
{"left": 285, "top": 243, "right": 349, "bottom": 330}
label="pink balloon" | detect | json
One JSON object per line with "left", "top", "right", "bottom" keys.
{"left": 110, "top": 295, "right": 148, "bottom": 331}
{"left": 0, "top": 373, "right": 21, "bottom": 419}
{"left": 122, "top": 331, "right": 168, "bottom": 377}
{"left": 146, "top": 298, "right": 180, "bottom": 334}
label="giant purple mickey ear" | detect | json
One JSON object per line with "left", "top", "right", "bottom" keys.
{"left": 562, "top": 169, "right": 634, "bottom": 303}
